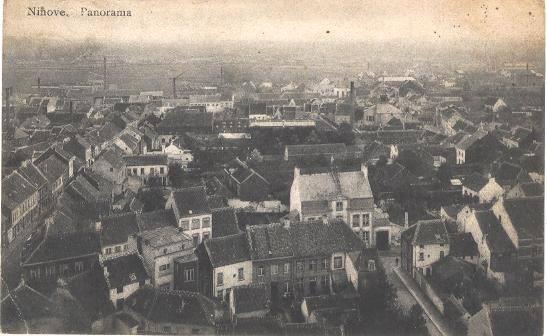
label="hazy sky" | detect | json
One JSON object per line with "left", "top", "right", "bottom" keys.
{"left": 3, "top": 0, "right": 545, "bottom": 45}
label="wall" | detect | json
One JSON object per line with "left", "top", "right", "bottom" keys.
{"left": 413, "top": 243, "right": 450, "bottom": 271}
{"left": 414, "top": 270, "right": 445, "bottom": 314}
{"left": 213, "top": 260, "right": 253, "bottom": 299}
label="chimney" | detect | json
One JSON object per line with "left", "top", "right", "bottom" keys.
{"left": 95, "top": 220, "right": 102, "bottom": 232}
{"left": 143, "top": 143, "right": 148, "bottom": 154}
{"left": 361, "top": 163, "right": 368, "bottom": 179}
{"left": 37, "top": 77, "right": 41, "bottom": 90}
{"left": 404, "top": 212, "right": 409, "bottom": 228}
{"left": 350, "top": 81, "right": 355, "bottom": 101}
{"left": 282, "top": 217, "right": 290, "bottom": 229}
{"left": 69, "top": 100, "right": 73, "bottom": 114}
{"left": 294, "top": 166, "right": 300, "bottom": 178}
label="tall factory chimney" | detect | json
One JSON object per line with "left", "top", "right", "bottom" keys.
{"left": 37, "top": 77, "right": 41, "bottom": 90}
{"left": 103, "top": 56, "right": 107, "bottom": 91}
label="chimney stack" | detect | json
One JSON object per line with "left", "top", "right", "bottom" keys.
{"left": 282, "top": 217, "right": 290, "bottom": 229}
{"left": 361, "top": 163, "right": 368, "bottom": 179}
{"left": 37, "top": 77, "right": 41, "bottom": 90}
{"left": 294, "top": 166, "right": 300, "bottom": 178}
{"left": 350, "top": 81, "right": 355, "bottom": 101}
{"left": 404, "top": 212, "right": 409, "bottom": 228}
{"left": 321, "top": 214, "right": 329, "bottom": 225}
{"left": 95, "top": 220, "right": 102, "bottom": 232}
{"left": 69, "top": 100, "right": 73, "bottom": 114}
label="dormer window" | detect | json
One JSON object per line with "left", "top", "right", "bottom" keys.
{"left": 335, "top": 201, "right": 343, "bottom": 211}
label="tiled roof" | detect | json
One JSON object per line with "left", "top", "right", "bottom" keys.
{"left": 97, "top": 146, "right": 125, "bottom": 169}
{"left": 18, "top": 162, "right": 48, "bottom": 189}
{"left": 401, "top": 219, "right": 449, "bottom": 246}
{"left": 517, "top": 182, "right": 543, "bottom": 197}
{"left": 285, "top": 143, "right": 346, "bottom": 158}
{"left": 24, "top": 232, "right": 100, "bottom": 265}
{"left": 461, "top": 172, "right": 489, "bottom": 192}
{"left": 449, "top": 232, "right": 479, "bottom": 257}
{"left": 136, "top": 209, "right": 177, "bottom": 232}
{"left": 102, "top": 254, "right": 149, "bottom": 289}
{"left": 171, "top": 186, "right": 211, "bottom": 217}
{"left": 204, "top": 233, "right": 250, "bottom": 267}
{"left": 232, "top": 284, "right": 270, "bottom": 314}
{"left": 100, "top": 212, "right": 138, "bottom": 247}
{"left": 456, "top": 129, "right": 488, "bottom": 150}
{"left": 212, "top": 207, "right": 241, "bottom": 238}
{"left": 138, "top": 226, "right": 192, "bottom": 248}
{"left": 2, "top": 171, "right": 37, "bottom": 210}
{"left": 225, "top": 158, "right": 269, "bottom": 185}
{"left": 494, "top": 162, "right": 523, "bottom": 182}
{"left": 502, "top": 197, "right": 544, "bottom": 240}
{"left": 295, "top": 168, "right": 372, "bottom": 202}
{"left": 473, "top": 211, "right": 515, "bottom": 253}
{"left": 124, "top": 154, "right": 168, "bottom": 166}
{"left": 126, "top": 286, "right": 215, "bottom": 326}
{"left": 37, "top": 155, "right": 66, "bottom": 183}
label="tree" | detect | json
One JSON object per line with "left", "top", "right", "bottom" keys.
{"left": 338, "top": 122, "right": 355, "bottom": 145}
{"left": 304, "top": 130, "right": 321, "bottom": 144}
{"left": 404, "top": 304, "right": 428, "bottom": 336}
{"left": 247, "top": 148, "right": 264, "bottom": 164}
{"left": 437, "top": 163, "right": 451, "bottom": 188}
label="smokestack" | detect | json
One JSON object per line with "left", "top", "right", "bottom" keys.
{"left": 37, "top": 77, "right": 41, "bottom": 90}
{"left": 350, "top": 81, "right": 355, "bottom": 101}
{"left": 220, "top": 66, "right": 223, "bottom": 85}
{"left": 103, "top": 56, "right": 107, "bottom": 91}
{"left": 172, "top": 77, "right": 177, "bottom": 99}
{"left": 404, "top": 212, "right": 409, "bottom": 228}
{"left": 69, "top": 100, "right": 73, "bottom": 114}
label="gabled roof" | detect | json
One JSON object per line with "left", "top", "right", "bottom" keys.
{"left": 136, "top": 209, "right": 177, "bottom": 232}
{"left": 473, "top": 210, "right": 515, "bottom": 253}
{"left": 461, "top": 172, "right": 489, "bottom": 192}
{"left": 204, "top": 233, "right": 250, "bottom": 268}
{"left": 285, "top": 143, "right": 347, "bottom": 158}
{"left": 502, "top": 197, "right": 544, "bottom": 241}
{"left": 211, "top": 207, "right": 241, "bottom": 238}
{"left": 171, "top": 186, "right": 211, "bottom": 217}
{"left": 97, "top": 146, "right": 125, "bottom": 169}
{"left": 23, "top": 232, "right": 100, "bottom": 265}
{"left": 102, "top": 254, "right": 149, "bottom": 289}
{"left": 100, "top": 212, "right": 139, "bottom": 247}
{"left": 124, "top": 154, "right": 168, "bottom": 167}
{"left": 2, "top": 171, "right": 37, "bottom": 210}
{"left": 232, "top": 284, "right": 271, "bottom": 314}
{"left": 449, "top": 232, "right": 479, "bottom": 257}
{"left": 37, "top": 154, "right": 66, "bottom": 183}
{"left": 456, "top": 129, "right": 488, "bottom": 150}
{"left": 225, "top": 158, "right": 269, "bottom": 185}
{"left": 515, "top": 182, "right": 543, "bottom": 197}
{"left": 295, "top": 167, "right": 372, "bottom": 202}
{"left": 401, "top": 219, "right": 449, "bottom": 246}
{"left": 17, "top": 162, "right": 48, "bottom": 189}
{"left": 126, "top": 286, "right": 216, "bottom": 326}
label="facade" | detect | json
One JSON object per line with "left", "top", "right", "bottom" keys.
{"left": 102, "top": 253, "right": 150, "bottom": 308}
{"left": 401, "top": 219, "right": 450, "bottom": 277}
{"left": 290, "top": 164, "right": 393, "bottom": 248}
{"left": 124, "top": 154, "right": 169, "bottom": 185}
{"left": 223, "top": 158, "right": 270, "bottom": 201}
{"left": 133, "top": 226, "right": 195, "bottom": 290}
{"left": 461, "top": 173, "right": 504, "bottom": 204}
{"left": 166, "top": 186, "right": 212, "bottom": 246}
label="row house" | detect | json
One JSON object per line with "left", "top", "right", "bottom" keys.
{"left": 290, "top": 164, "right": 393, "bottom": 249}
{"left": 166, "top": 186, "right": 212, "bottom": 246}
{"left": 1, "top": 171, "right": 39, "bottom": 246}
{"left": 124, "top": 154, "right": 169, "bottom": 185}
{"left": 18, "top": 160, "right": 51, "bottom": 215}
{"left": 21, "top": 232, "right": 100, "bottom": 284}
{"left": 196, "top": 219, "right": 372, "bottom": 302}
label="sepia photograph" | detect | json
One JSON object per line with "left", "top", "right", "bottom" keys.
{"left": 0, "top": 0, "right": 544, "bottom": 335}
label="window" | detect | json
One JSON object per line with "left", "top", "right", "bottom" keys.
{"left": 321, "top": 275, "right": 329, "bottom": 288}
{"left": 217, "top": 272, "right": 224, "bottom": 286}
{"left": 333, "top": 256, "right": 343, "bottom": 269}
{"left": 30, "top": 269, "right": 40, "bottom": 280}
{"left": 419, "top": 252, "right": 424, "bottom": 261}
{"left": 185, "top": 268, "right": 195, "bottom": 282}
{"left": 202, "top": 217, "right": 211, "bottom": 228}
{"left": 258, "top": 266, "right": 264, "bottom": 277}
{"left": 296, "top": 278, "right": 304, "bottom": 292}
{"left": 162, "top": 326, "right": 171, "bottom": 333}
{"left": 309, "top": 260, "right": 316, "bottom": 272}
{"left": 363, "top": 231, "right": 370, "bottom": 242}
{"left": 284, "top": 263, "right": 290, "bottom": 274}
{"left": 133, "top": 168, "right": 137, "bottom": 175}
{"left": 123, "top": 244, "right": 128, "bottom": 251}
{"left": 440, "top": 251, "right": 445, "bottom": 259}
{"left": 163, "top": 248, "right": 168, "bottom": 254}
{"left": 203, "top": 232, "right": 210, "bottom": 241}
{"left": 335, "top": 201, "right": 343, "bottom": 211}
{"left": 140, "top": 168, "right": 145, "bottom": 174}
{"left": 75, "top": 261, "right": 84, "bottom": 273}
{"left": 193, "top": 234, "right": 199, "bottom": 247}
{"left": 322, "top": 258, "right": 329, "bottom": 270}
{"left": 191, "top": 218, "right": 201, "bottom": 229}
{"left": 160, "top": 167, "right": 165, "bottom": 174}
{"left": 45, "top": 265, "right": 56, "bottom": 278}
{"left": 284, "top": 282, "right": 290, "bottom": 293}
{"left": 115, "top": 246, "right": 122, "bottom": 253}
{"left": 368, "top": 260, "right": 376, "bottom": 272}
{"left": 419, "top": 245, "right": 424, "bottom": 249}
{"left": 180, "top": 220, "right": 190, "bottom": 230}
{"left": 271, "top": 264, "right": 278, "bottom": 275}
{"left": 217, "top": 290, "right": 223, "bottom": 298}
{"left": 126, "top": 168, "right": 131, "bottom": 175}
{"left": 105, "top": 248, "right": 112, "bottom": 255}
{"left": 352, "top": 214, "right": 360, "bottom": 227}
{"left": 159, "top": 264, "right": 170, "bottom": 272}
{"left": 296, "top": 261, "right": 304, "bottom": 272}
{"left": 238, "top": 268, "right": 244, "bottom": 281}
{"left": 117, "top": 286, "right": 123, "bottom": 294}
{"left": 363, "top": 213, "right": 370, "bottom": 226}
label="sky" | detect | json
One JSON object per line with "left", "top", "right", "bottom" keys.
{"left": 3, "top": 0, "right": 545, "bottom": 45}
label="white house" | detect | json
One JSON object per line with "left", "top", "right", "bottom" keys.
{"left": 166, "top": 187, "right": 212, "bottom": 246}
{"left": 461, "top": 173, "right": 504, "bottom": 203}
